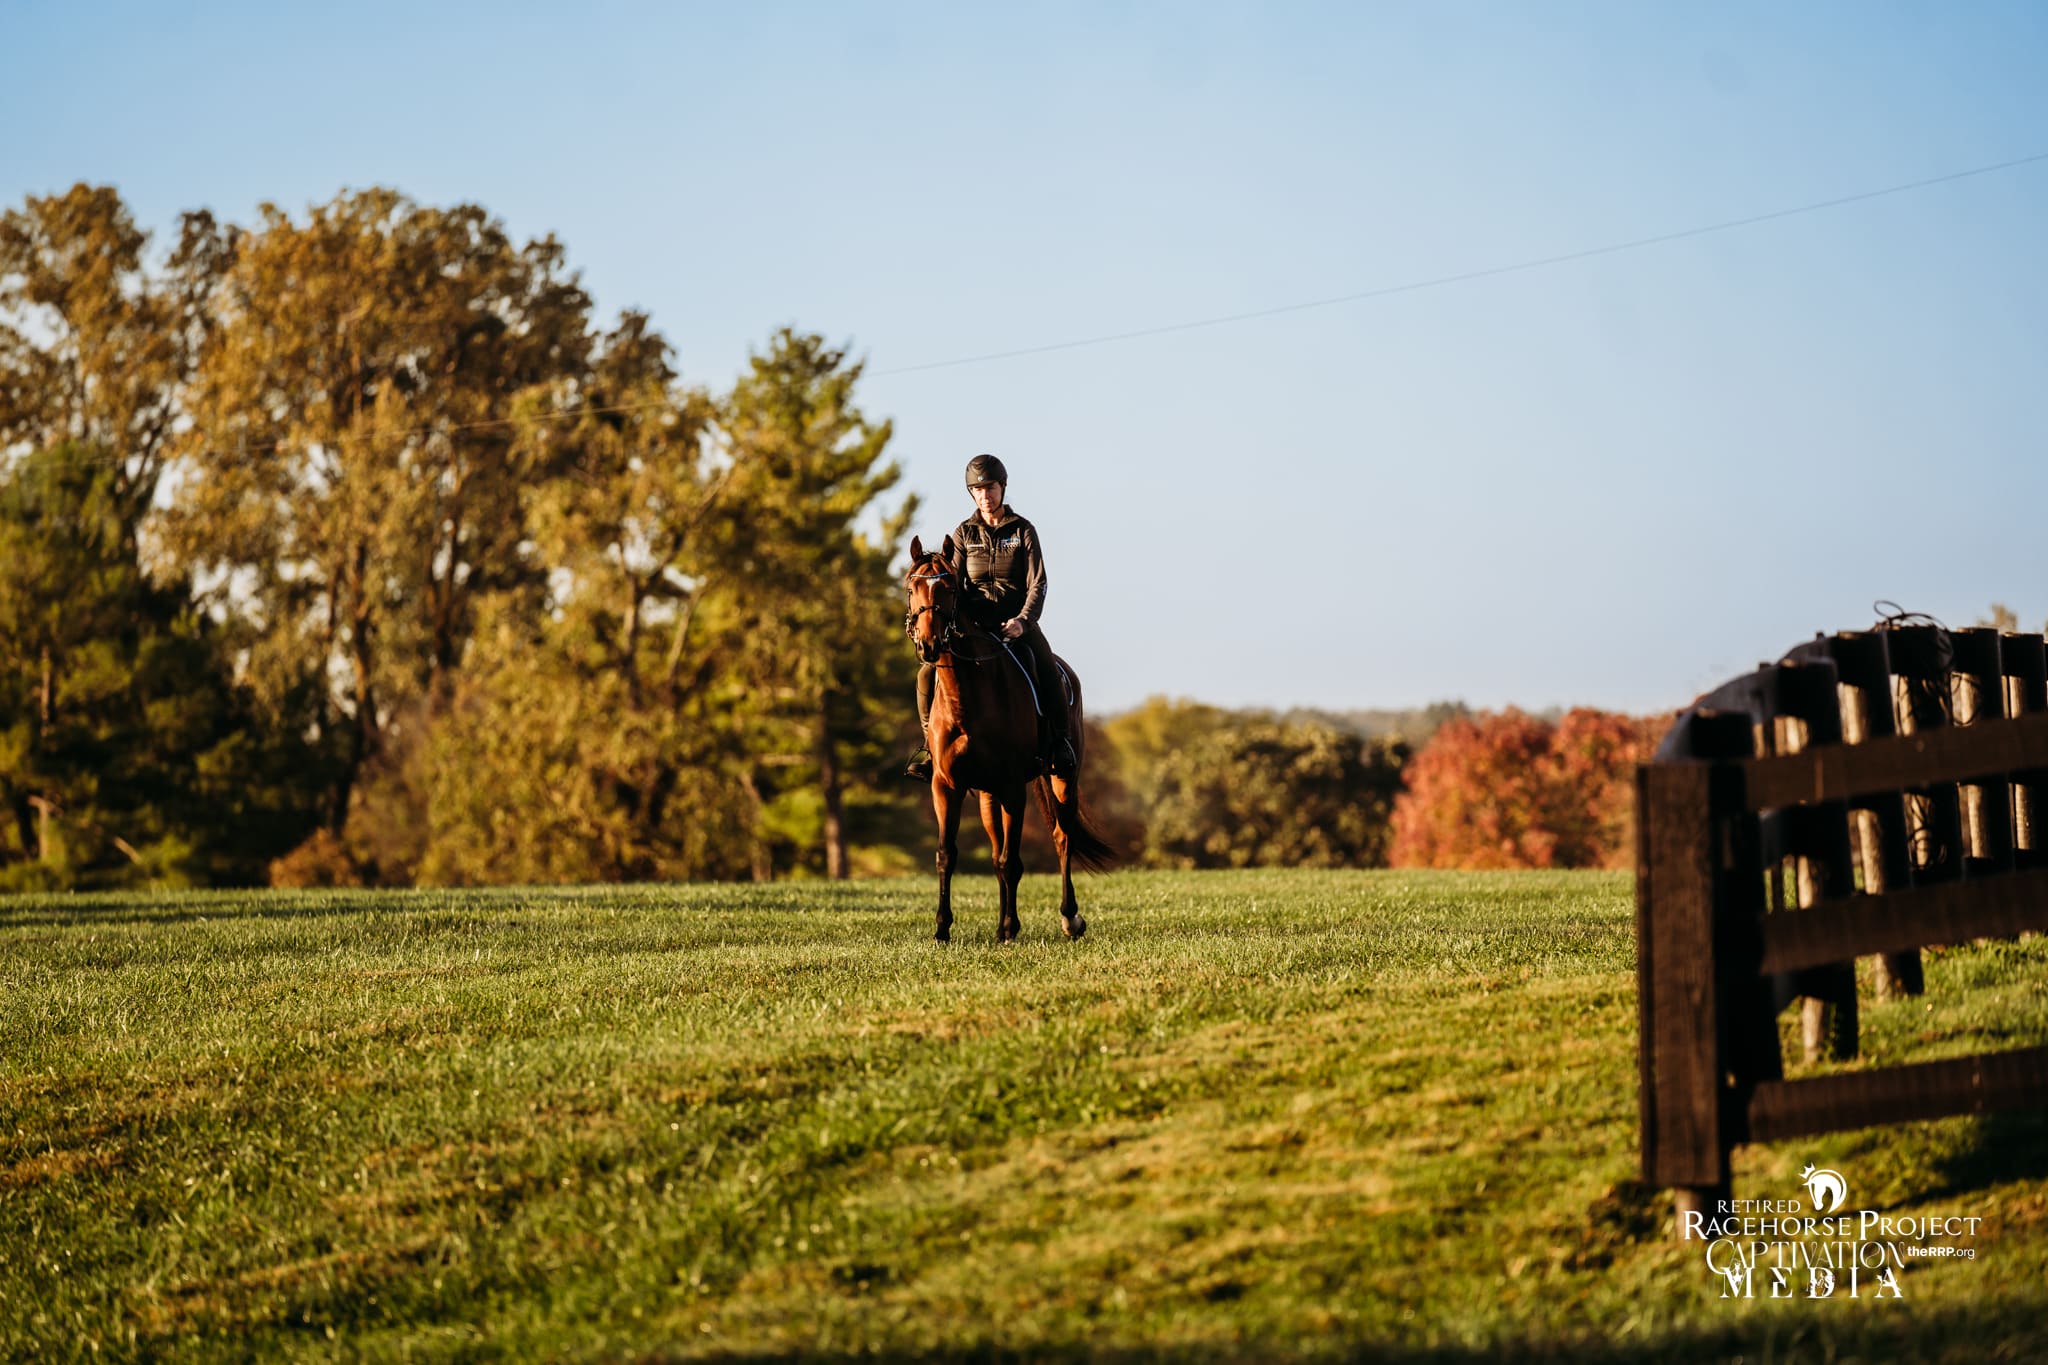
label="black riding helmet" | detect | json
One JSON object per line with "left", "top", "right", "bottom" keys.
{"left": 964, "top": 453, "right": 1008, "bottom": 490}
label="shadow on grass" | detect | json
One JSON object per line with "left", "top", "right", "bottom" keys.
{"left": 1922, "top": 1108, "right": 2048, "bottom": 1203}
{"left": 0, "top": 884, "right": 564, "bottom": 930}
{"left": 653, "top": 1293, "right": 2048, "bottom": 1363}
{"left": 0, "top": 899, "right": 375, "bottom": 929}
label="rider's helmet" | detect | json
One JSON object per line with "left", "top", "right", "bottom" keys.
{"left": 964, "top": 453, "right": 1008, "bottom": 490}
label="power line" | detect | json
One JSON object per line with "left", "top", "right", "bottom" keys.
{"left": 11, "top": 149, "right": 2046, "bottom": 472}
{"left": 870, "top": 150, "right": 2048, "bottom": 377}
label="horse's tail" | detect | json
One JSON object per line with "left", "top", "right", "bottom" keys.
{"left": 1035, "top": 776, "right": 1120, "bottom": 873}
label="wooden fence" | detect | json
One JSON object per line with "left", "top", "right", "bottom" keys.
{"left": 1635, "top": 623, "right": 2048, "bottom": 1230}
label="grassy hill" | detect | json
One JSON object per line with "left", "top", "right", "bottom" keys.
{"left": 3, "top": 870, "right": 2044, "bottom": 1361}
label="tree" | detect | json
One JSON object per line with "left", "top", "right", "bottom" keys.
{"left": 0, "top": 446, "right": 321, "bottom": 889}
{"left": 1978, "top": 603, "right": 2021, "bottom": 632}
{"left": 413, "top": 599, "right": 759, "bottom": 885}
{"left": 161, "top": 188, "right": 595, "bottom": 840}
{"left": 0, "top": 185, "right": 230, "bottom": 526}
{"left": 711, "top": 329, "right": 916, "bottom": 879}
{"left": 1095, "top": 696, "right": 1238, "bottom": 829}
{"left": 1387, "top": 707, "right": 1666, "bottom": 870}
{"left": 410, "top": 315, "right": 754, "bottom": 885}
{"left": 1143, "top": 721, "right": 1407, "bottom": 869}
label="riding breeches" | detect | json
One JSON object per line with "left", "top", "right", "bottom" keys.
{"left": 1013, "top": 623, "right": 1069, "bottom": 735}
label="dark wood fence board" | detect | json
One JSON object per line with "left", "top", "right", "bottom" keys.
{"left": 1758, "top": 869, "right": 2048, "bottom": 974}
{"left": 1744, "top": 710, "right": 2048, "bottom": 811}
{"left": 1748, "top": 1046, "right": 2048, "bottom": 1142}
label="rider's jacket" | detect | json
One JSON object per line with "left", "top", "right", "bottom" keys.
{"left": 948, "top": 506, "right": 1047, "bottom": 628}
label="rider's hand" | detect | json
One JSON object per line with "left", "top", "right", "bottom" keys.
{"left": 1001, "top": 618, "right": 1026, "bottom": 640}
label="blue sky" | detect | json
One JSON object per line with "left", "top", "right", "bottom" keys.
{"left": 5, "top": 1, "right": 2045, "bottom": 714}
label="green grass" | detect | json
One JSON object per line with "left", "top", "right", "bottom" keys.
{"left": 3, "top": 869, "right": 2045, "bottom": 1362}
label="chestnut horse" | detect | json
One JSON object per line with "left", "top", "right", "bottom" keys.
{"left": 904, "top": 535, "right": 1117, "bottom": 942}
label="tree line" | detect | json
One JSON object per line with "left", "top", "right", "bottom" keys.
{"left": 1, "top": 184, "right": 920, "bottom": 890}
{"left": 0, "top": 184, "right": 1662, "bottom": 893}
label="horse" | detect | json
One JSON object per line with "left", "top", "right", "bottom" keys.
{"left": 903, "top": 534, "right": 1117, "bottom": 943}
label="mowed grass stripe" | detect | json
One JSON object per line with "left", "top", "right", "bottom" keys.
{"left": 2, "top": 870, "right": 2044, "bottom": 1362}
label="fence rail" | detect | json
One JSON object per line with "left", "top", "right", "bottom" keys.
{"left": 1635, "top": 624, "right": 2048, "bottom": 1230}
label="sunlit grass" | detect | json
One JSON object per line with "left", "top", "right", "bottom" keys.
{"left": 3, "top": 870, "right": 2043, "bottom": 1361}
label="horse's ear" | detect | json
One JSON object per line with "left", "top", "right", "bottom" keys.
{"left": 909, "top": 535, "right": 925, "bottom": 562}
{"left": 940, "top": 533, "right": 956, "bottom": 560}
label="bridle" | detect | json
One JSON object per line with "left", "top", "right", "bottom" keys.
{"left": 905, "top": 562, "right": 958, "bottom": 658}
{"left": 904, "top": 560, "right": 1004, "bottom": 664}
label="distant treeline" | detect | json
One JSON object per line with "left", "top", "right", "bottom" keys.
{"left": 0, "top": 184, "right": 1661, "bottom": 892}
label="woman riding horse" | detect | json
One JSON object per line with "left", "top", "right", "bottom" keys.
{"left": 902, "top": 525, "right": 1114, "bottom": 942}
{"left": 906, "top": 453, "right": 1077, "bottom": 780}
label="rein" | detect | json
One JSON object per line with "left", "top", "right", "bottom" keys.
{"left": 905, "top": 563, "right": 1008, "bottom": 665}
{"left": 934, "top": 627, "right": 1009, "bottom": 667}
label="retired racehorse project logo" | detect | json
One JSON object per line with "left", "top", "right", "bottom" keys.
{"left": 1685, "top": 1159, "right": 1984, "bottom": 1301}
{"left": 1800, "top": 1164, "right": 1848, "bottom": 1214}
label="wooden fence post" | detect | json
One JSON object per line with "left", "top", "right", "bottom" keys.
{"left": 1887, "top": 624, "right": 1957, "bottom": 1002}
{"left": 1641, "top": 754, "right": 1725, "bottom": 1232}
{"left": 1952, "top": 628, "right": 2014, "bottom": 876}
{"left": 2001, "top": 633, "right": 2047, "bottom": 870}
{"left": 1641, "top": 710, "right": 1774, "bottom": 1236}
{"left": 1775, "top": 661, "right": 1858, "bottom": 1062}
{"left": 1829, "top": 631, "right": 1921, "bottom": 998}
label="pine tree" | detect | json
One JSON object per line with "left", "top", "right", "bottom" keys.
{"left": 712, "top": 329, "right": 917, "bottom": 879}
{"left": 0, "top": 447, "right": 320, "bottom": 888}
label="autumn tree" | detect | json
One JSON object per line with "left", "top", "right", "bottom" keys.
{"left": 1387, "top": 707, "right": 1666, "bottom": 870}
{"left": 0, "top": 185, "right": 231, "bottom": 527}
{"left": 411, "top": 315, "right": 756, "bottom": 885}
{"left": 1979, "top": 603, "right": 2021, "bottom": 632}
{"left": 162, "top": 188, "right": 595, "bottom": 844}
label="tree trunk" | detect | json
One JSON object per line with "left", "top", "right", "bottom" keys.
{"left": 819, "top": 690, "right": 849, "bottom": 880}
{"left": 27, "top": 795, "right": 57, "bottom": 866}
{"left": 330, "top": 550, "right": 381, "bottom": 835}
{"left": 622, "top": 576, "right": 643, "bottom": 708}
{"left": 33, "top": 647, "right": 56, "bottom": 862}
{"left": 742, "top": 771, "right": 773, "bottom": 883}
{"left": 10, "top": 794, "right": 36, "bottom": 865}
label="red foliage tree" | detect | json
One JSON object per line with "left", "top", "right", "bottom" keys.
{"left": 1387, "top": 708, "right": 1669, "bottom": 870}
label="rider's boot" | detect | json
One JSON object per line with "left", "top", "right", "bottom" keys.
{"left": 1046, "top": 722, "right": 1078, "bottom": 779}
{"left": 905, "top": 665, "right": 935, "bottom": 781}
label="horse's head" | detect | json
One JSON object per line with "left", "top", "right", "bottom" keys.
{"left": 903, "top": 534, "right": 959, "bottom": 664}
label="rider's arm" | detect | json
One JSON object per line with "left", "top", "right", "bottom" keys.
{"left": 944, "top": 529, "right": 969, "bottom": 587}
{"left": 1018, "top": 523, "right": 1047, "bottom": 624}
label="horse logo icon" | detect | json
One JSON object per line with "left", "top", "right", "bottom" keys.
{"left": 1801, "top": 1164, "right": 1848, "bottom": 1213}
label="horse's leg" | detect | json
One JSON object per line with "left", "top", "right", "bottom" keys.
{"left": 976, "top": 790, "right": 1002, "bottom": 940}
{"left": 933, "top": 780, "right": 964, "bottom": 943}
{"left": 977, "top": 789, "right": 1001, "bottom": 858}
{"left": 996, "top": 783, "right": 1027, "bottom": 944}
{"left": 1045, "top": 775, "right": 1086, "bottom": 939}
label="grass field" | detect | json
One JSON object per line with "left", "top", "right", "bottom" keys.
{"left": 4, "top": 869, "right": 2046, "bottom": 1362}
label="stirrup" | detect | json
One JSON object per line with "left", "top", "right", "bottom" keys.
{"left": 904, "top": 747, "right": 933, "bottom": 781}
{"left": 1047, "top": 735, "right": 1077, "bottom": 778}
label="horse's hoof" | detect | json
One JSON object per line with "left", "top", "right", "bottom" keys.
{"left": 1062, "top": 914, "right": 1088, "bottom": 940}
{"left": 934, "top": 926, "right": 951, "bottom": 944}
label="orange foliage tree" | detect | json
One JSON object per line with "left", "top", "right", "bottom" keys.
{"left": 1387, "top": 708, "right": 1669, "bottom": 870}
